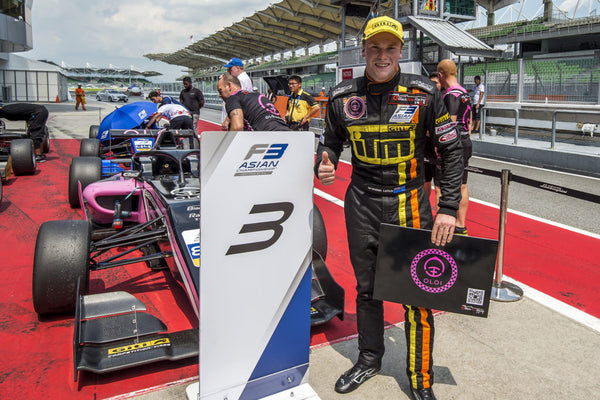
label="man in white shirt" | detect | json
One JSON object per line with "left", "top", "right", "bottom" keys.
{"left": 147, "top": 91, "right": 193, "bottom": 130}
{"left": 471, "top": 75, "right": 485, "bottom": 133}
{"left": 221, "top": 57, "right": 253, "bottom": 130}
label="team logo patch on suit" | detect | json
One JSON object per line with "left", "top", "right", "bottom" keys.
{"left": 388, "top": 92, "right": 428, "bottom": 106}
{"left": 343, "top": 96, "right": 366, "bottom": 120}
{"left": 439, "top": 131, "right": 457, "bottom": 142}
{"left": 390, "top": 105, "right": 418, "bottom": 123}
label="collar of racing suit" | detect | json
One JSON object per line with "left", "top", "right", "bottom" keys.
{"left": 365, "top": 67, "right": 401, "bottom": 95}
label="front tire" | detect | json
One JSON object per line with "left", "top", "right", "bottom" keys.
{"left": 10, "top": 139, "right": 36, "bottom": 176}
{"left": 89, "top": 125, "right": 100, "bottom": 139}
{"left": 68, "top": 156, "right": 102, "bottom": 208}
{"left": 32, "top": 220, "right": 91, "bottom": 315}
{"left": 80, "top": 138, "right": 101, "bottom": 157}
{"left": 313, "top": 204, "right": 328, "bottom": 261}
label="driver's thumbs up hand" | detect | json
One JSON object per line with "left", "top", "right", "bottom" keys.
{"left": 318, "top": 151, "right": 336, "bottom": 186}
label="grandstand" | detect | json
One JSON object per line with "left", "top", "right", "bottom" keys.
{"left": 56, "top": 62, "right": 162, "bottom": 88}
{"left": 145, "top": 0, "right": 600, "bottom": 107}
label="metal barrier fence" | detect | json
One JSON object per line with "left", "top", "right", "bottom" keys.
{"left": 481, "top": 106, "right": 600, "bottom": 149}
{"left": 462, "top": 57, "right": 600, "bottom": 105}
{"left": 464, "top": 164, "right": 600, "bottom": 301}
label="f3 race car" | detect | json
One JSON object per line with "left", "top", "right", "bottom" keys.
{"left": 69, "top": 127, "right": 196, "bottom": 207}
{"left": 0, "top": 119, "right": 50, "bottom": 195}
{"left": 33, "top": 131, "right": 344, "bottom": 379}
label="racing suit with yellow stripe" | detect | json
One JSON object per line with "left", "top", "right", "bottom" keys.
{"left": 315, "top": 68, "right": 463, "bottom": 390}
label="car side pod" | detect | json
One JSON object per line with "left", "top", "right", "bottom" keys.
{"left": 73, "top": 280, "right": 198, "bottom": 381}
{"left": 310, "top": 249, "right": 345, "bottom": 326}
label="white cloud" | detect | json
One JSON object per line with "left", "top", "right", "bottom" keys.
{"left": 22, "top": 0, "right": 270, "bottom": 82}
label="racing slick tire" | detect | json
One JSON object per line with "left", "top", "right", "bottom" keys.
{"left": 80, "top": 138, "right": 101, "bottom": 157}
{"left": 313, "top": 204, "right": 328, "bottom": 261}
{"left": 42, "top": 126, "right": 50, "bottom": 154}
{"left": 32, "top": 220, "right": 91, "bottom": 315}
{"left": 10, "top": 138, "right": 36, "bottom": 176}
{"left": 68, "top": 156, "right": 102, "bottom": 208}
{"left": 0, "top": 178, "right": 3, "bottom": 203}
{"left": 89, "top": 125, "right": 100, "bottom": 139}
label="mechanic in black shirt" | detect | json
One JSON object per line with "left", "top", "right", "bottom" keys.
{"left": 179, "top": 77, "right": 204, "bottom": 133}
{"left": 0, "top": 103, "right": 49, "bottom": 161}
{"left": 217, "top": 73, "right": 289, "bottom": 131}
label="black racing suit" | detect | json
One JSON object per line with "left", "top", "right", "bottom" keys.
{"left": 315, "top": 69, "right": 463, "bottom": 390}
{"left": 0, "top": 103, "right": 49, "bottom": 149}
{"left": 443, "top": 85, "right": 472, "bottom": 184}
{"left": 226, "top": 90, "right": 289, "bottom": 131}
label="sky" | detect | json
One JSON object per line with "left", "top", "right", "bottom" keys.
{"left": 23, "top": 0, "right": 270, "bottom": 82}
{"left": 22, "top": 0, "right": 599, "bottom": 83}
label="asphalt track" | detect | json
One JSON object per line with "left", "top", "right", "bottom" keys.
{"left": 1, "top": 101, "right": 599, "bottom": 399}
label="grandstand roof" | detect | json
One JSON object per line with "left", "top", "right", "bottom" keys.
{"left": 144, "top": 0, "right": 373, "bottom": 70}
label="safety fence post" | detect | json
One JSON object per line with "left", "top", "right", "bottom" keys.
{"left": 491, "top": 169, "right": 524, "bottom": 302}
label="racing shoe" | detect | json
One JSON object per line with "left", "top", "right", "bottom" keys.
{"left": 454, "top": 226, "right": 468, "bottom": 236}
{"left": 334, "top": 363, "right": 380, "bottom": 394}
{"left": 410, "top": 387, "right": 437, "bottom": 400}
{"left": 35, "top": 154, "right": 46, "bottom": 163}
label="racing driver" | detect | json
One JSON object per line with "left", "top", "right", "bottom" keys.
{"left": 314, "top": 16, "right": 463, "bottom": 400}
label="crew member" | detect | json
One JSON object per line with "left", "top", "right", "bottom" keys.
{"left": 0, "top": 103, "right": 49, "bottom": 161}
{"left": 437, "top": 59, "right": 473, "bottom": 235}
{"left": 221, "top": 57, "right": 253, "bottom": 130}
{"left": 147, "top": 91, "right": 193, "bottom": 130}
{"left": 179, "top": 76, "right": 204, "bottom": 133}
{"left": 314, "top": 16, "right": 463, "bottom": 400}
{"left": 75, "top": 85, "right": 86, "bottom": 111}
{"left": 218, "top": 73, "right": 289, "bottom": 131}
{"left": 285, "top": 75, "right": 320, "bottom": 131}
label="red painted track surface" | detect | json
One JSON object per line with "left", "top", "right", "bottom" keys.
{"left": 1, "top": 134, "right": 598, "bottom": 398}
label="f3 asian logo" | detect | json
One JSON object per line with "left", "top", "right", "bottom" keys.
{"left": 235, "top": 143, "right": 288, "bottom": 176}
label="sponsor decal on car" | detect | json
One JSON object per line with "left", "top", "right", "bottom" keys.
{"left": 183, "top": 229, "right": 200, "bottom": 267}
{"left": 132, "top": 138, "right": 154, "bottom": 152}
{"left": 108, "top": 338, "right": 171, "bottom": 357}
{"left": 235, "top": 143, "right": 288, "bottom": 176}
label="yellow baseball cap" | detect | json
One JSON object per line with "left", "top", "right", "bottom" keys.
{"left": 363, "top": 16, "right": 404, "bottom": 44}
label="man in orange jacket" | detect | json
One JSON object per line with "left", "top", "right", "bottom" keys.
{"left": 75, "top": 85, "right": 86, "bottom": 110}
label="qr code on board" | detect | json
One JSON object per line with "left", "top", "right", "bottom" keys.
{"left": 466, "top": 288, "right": 485, "bottom": 306}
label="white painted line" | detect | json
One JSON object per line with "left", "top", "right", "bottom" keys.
{"left": 470, "top": 198, "right": 600, "bottom": 240}
{"left": 502, "top": 275, "right": 600, "bottom": 333}
{"left": 314, "top": 189, "right": 600, "bottom": 333}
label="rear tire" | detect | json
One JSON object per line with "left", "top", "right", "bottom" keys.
{"left": 89, "top": 125, "right": 100, "bottom": 139}
{"left": 68, "top": 156, "right": 102, "bottom": 208}
{"left": 10, "top": 139, "right": 36, "bottom": 176}
{"left": 32, "top": 220, "right": 91, "bottom": 315}
{"left": 80, "top": 138, "right": 101, "bottom": 157}
{"left": 313, "top": 204, "right": 328, "bottom": 261}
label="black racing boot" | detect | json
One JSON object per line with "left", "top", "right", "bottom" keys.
{"left": 411, "top": 387, "right": 437, "bottom": 400}
{"left": 454, "top": 226, "right": 468, "bottom": 236}
{"left": 334, "top": 363, "right": 380, "bottom": 394}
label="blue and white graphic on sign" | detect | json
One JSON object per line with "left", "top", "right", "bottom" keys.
{"left": 390, "top": 105, "right": 418, "bottom": 123}
{"left": 182, "top": 229, "right": 200, "bottom": 267}
{"left": 200, "top": 131, "right": 314, "bottom": 400}
{"left": 235, "top": 143, "right": 289, "bottom": 176}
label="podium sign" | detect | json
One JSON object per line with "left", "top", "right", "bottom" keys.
{"left": 200, "top": 131, "right": 315, "bottom": 400}
{"left": 373, "top": 224, "right": 498, "bottom": 317}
